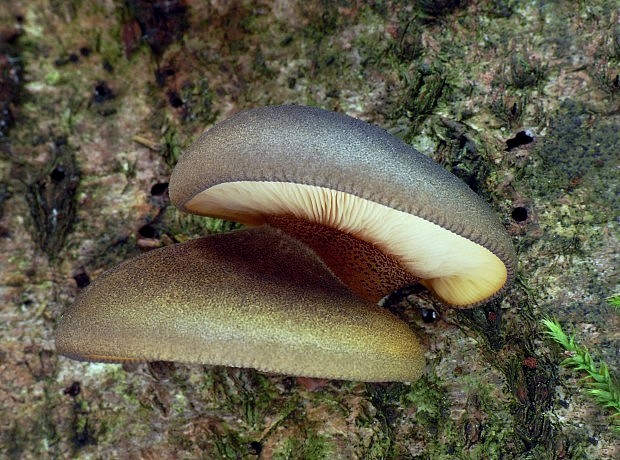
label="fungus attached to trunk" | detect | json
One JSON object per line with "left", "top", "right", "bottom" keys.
{"left": 56, "top": 226, "right": 425, "bottom": 382}
{"left": 169, "top": 105, "right": 516, "bottom": 307}
{"left": 57, "top": 105, "right": 517, "bottom": 383}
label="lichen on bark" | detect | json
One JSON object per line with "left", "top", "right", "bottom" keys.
{"left": 0, "top": 1, "right": 618, "bottom": 458}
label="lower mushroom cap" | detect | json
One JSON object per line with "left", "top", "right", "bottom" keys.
{"left": 56, "top": 226, "right": 425, "bottom": 383}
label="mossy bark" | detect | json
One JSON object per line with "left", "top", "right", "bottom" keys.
{"left": 0, "top": 1, "right": 617, "bottom": 458}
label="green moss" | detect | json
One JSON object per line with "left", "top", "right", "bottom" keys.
{"left": 1, "top": 409, "right": 60, "bottom": 458}
{"left": 206, "top": 368, "right": 279, "bottom": 430}
{"left": 179, "top": 77, "right": 218, "bottom": 125}
{"left": 396, "top": 374, "right": 529, "bottom": 459}
{"left": 592, "top": 62, "right": 619, "bottom": 101}
{"left": 350, "top": 8, "right": 401, "bottom": 68}
{"left": 400, "top": 375, "right": 461, "bottom": 458}
{"left": 161, "top": 206, "right": 242, "bottom": 240}
{"left": 460, "top": 379, "right": 518, "bottom": 459}
{"left": 24, "top": 140, "right": 80, "bottom": 261}
{"left": 507, "top": 52, "right": 548, "bottom": 90}
{"left": 273, "top": 432, "right": 334, "bottom": 460}
{"left": 113, "top": 151, "right": 138, "bottom": 180}
{"left": 454, "top": 295, "right": 572, "bottom": 456}
{"left": 71, "top": 398, "right": 96, "bottom": 448}
{"left": 456, "top": 303, "right": 505, "bottom": 351}
{"left": 44, "top": 69, "right": 63, "bottom": 86}
{"left": 356, "top": 383, "right": 410, "bottom": 458}
{"left": 400, "top": 64, "right": 447, "bottom": 136}
{"left": 432, "top": 118, "right": 494, "bottom": 195}
{"left": 489, "top": 93, "right": 528, "bottom": 129}
{"left": 297, "top": 2, "right": 341, "bottom": 42}
{"left": 606, "top": 294, "right": 620, "bottom": 310}
{"left": 212, "top": 431, "right": 252, "bottom": 459}
{"left": 160, "top": 125, "right": 183, "bottom": 169}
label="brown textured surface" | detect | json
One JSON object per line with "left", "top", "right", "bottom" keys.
{"left": 267, "top": 215, "right": 418, "bottom": 303}
{"left": 56, "top": 226, "right": 425, "bottom": 382}
{"left": 169, "top": 105, "right": 517, "bottom": 303}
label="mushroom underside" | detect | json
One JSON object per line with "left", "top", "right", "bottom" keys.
{"left": 183, "top": 181, "right": 508, "bottom": 306}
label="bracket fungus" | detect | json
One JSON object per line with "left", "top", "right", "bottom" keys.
{"left": 56, "top": 226, "right": 425, "bottom": 382}
{"left": 170, "top": 105, "right": 516, "bottom": 306}
{"left": 56, "top": 105, "right": 516, "bottom": 383}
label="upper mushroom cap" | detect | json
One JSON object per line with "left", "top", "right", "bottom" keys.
{"left": 55, "top": 226, "right": 425, "bottom": 383}
{"left": 169, "top": 105, "right": 516, "bottom": 307}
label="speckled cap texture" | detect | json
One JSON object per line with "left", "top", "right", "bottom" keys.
{"left": 169, "top": 105, "right": 516, "bottom": 299}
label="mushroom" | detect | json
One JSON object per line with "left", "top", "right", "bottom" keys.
{"left": 170, "top": 105, "right": 516, "bottom": 306}
{"left": 56, "top": 226, "right": 425, "bottom": 382}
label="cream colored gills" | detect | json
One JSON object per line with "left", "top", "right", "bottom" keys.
{"left": 185, "top": 181, "right": 507, "bottom": 306}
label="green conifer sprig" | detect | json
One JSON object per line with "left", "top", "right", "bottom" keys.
{"left": 606, "top": 294, "right": 620, "bottom": 309}
{"left": 541, "top": 318, "right": 620, "bottom": 433}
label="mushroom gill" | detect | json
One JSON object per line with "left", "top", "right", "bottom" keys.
{"left": 170, "top": 105, "right": 516, "bottom": 307}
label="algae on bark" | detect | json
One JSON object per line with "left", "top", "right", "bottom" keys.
{"left": 0, "top": 0, "right": 618, "bottom": 458}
